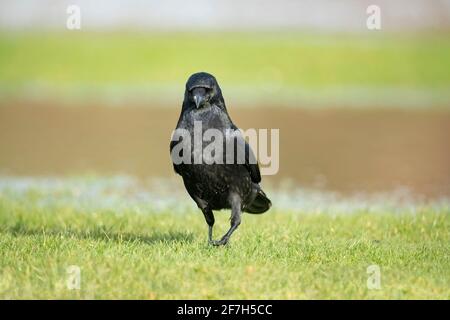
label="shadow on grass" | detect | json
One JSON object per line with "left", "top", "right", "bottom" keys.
{"left": 3, "top": 223, "right": 194, "bottom": 245}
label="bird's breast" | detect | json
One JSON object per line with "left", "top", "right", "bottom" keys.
{"left": 182, "top": 105, "right": 232, "bottom": 131}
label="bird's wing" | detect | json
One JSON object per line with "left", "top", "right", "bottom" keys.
{"left": 169, "top": 139, "right": 181, "bottom": 175}
{"left": 232, "top": 125, "right": 261, "bottom": 184}
{"left": 244, "top": 139, "right": 261, "bottom": 183}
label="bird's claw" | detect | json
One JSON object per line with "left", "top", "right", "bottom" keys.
{"left": 209, "top": 237, "right": 229, "bottom": 246}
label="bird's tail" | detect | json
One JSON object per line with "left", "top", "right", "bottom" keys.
{"left": 244, "top": 187, "right": 271, "bottom": 214}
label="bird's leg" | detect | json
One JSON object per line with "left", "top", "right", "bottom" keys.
{"left": 213, "top": 194, "right": 242, "bottom": 246}
{"left": 201, "top": 207, "right": 215, "bottom": 244}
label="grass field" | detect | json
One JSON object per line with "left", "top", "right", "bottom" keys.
{"left": 1, "top": 32, "right": 450, "bottom": 106}
{"left": 0, "top": 177, "right": 448, "bottom": 299}
{"left": 0, "top": 32, "right": 449, "bottom": 300}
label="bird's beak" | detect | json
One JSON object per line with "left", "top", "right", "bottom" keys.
{"left": 194, "top": 94, "right": 205, "bottom": 108}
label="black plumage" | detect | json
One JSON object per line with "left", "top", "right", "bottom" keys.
{"left": 170, "top": 72, "right": 271, "bottom": 245}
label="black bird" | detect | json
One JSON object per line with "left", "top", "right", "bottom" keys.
{"left": 170, "top": 72, "right": 271, "bottom": 246}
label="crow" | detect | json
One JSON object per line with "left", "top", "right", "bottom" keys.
{"left": 170, "top": 72, "right": 271, "bottom": 246}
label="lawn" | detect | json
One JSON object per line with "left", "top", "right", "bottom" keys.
{"left": 1, "top": 32, "right": 450, "bottom": 107}
{"left": 0, "top": 178, "right": 448, "bottom": 299}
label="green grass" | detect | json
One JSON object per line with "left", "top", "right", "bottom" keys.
{"left": 1, "top": 32, "right": 450, "bottom": 87}
{"left": 1, "top": 32, "right": 450, "bottom": 106}
{"left": 0, "top": 191, "right": 448, "bottom": 299}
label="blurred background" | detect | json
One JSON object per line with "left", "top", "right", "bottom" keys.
{"left": 0, "top": 0, "right": 449, "bottom": 201}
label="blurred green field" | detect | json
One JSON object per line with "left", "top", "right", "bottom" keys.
{"left": 1, "top": 32, "right": 450, "bottom": 106}
{"left": 0, "top": 179, "right": 449, "bottom": 299}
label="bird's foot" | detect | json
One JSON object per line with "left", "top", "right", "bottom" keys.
{"left": 209, "top": 237, "right": 229, "bottom": 246}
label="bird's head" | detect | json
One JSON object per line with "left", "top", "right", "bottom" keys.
{"left": 183, "top": 72, "right": 225, "bottom": 111}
